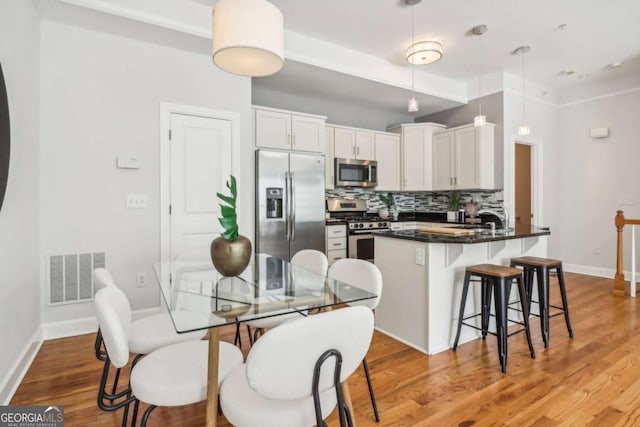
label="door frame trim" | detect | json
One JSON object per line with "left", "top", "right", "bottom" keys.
{"left": 159, "top": 103, "right": 241, "bottom": 264}
{"left": 506, "top": 134, "right": 543, "bottom": 227}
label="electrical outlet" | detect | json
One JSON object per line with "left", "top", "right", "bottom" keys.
{"left": 415, "top": 247, "right": 425, "bottom": 266}
{"left": 136, "top": 272, "right": 147, "bottom": 287}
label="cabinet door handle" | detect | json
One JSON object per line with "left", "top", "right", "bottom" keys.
{"left": 352, "top": 146, "right": 356, "bottom": 155}
{"left": 332, "top": 243, "right": 341, "bottom": 246}
{"left": 357, "top": 146, "right": 360, "bottom": 155}
{"left": 293, "top": 135, "right": 296, "bottom": 145}
{"left": 288, "top": 134, "right": 291, "bottom": 145}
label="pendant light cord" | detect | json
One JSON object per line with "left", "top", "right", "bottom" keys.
{"left": 521, "top": 51, "right": 525, "bottom": 123}
{"left": 411, "top": 3, "right": 415, "bottom": 97}
{"left": 477, "top": 33, "right": 482, "bottom": 116}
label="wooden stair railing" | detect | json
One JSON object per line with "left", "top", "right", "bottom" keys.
{"left": 614, "top": 210, "right": 640, "bottom": 297}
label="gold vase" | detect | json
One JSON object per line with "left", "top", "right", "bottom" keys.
{"left": 210, "top": 235, "right": 252, "bottom": 277}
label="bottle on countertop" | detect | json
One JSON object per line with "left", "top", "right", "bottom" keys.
{"left": 458, "top": 209, "right": 466, "bottom": 223}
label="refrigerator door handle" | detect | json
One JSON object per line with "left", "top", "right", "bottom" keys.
{"left": 285, "top": 171, "right": 290, "bottom": 242}
{"left": 290, "top": 172, "right": 296, "bottom": 241}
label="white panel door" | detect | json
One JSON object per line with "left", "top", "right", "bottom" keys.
{"left": 291, "top": 115, "right": 324, "bottom": 153}
{"left": 170, "top": 113, "right": 232, "bottom": 261}
{"left": 374, "top": 133, "right": 400, "bottom": 191}
{"left": 333, "top": 127, "right": 355, "bottom": 159}
{"left": 255, "top": 109, "right": 291, "bottom": 150}
{"left": 355, "top": 130, "right": 375, "bottom": 159}
{"left": 402, "top": 126, "right": 425, "bottom": 191}
{"left": 455, "top": 126, "right": 480, "bottom": 189}
{"left": 325, "top": 126, "right": 335, "bottom": 189}
{"left": 432, "top": 131, "right": 454, "bottom": 191}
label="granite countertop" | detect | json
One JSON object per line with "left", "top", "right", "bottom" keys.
{"left": 375, "top": 224, "right": 550, "bottom": 244}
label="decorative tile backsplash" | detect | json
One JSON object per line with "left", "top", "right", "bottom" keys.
{"left": 326, "top": 188, "right": 504, "bottom": 215}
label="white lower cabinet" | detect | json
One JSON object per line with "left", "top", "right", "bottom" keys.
{"left": 325, "top": 224, "right": 347, "bottom": 266}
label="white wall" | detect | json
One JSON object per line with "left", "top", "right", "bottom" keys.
{"left": 0, "top": 0, "right": 42, "bottom": 403}
{"left": 39, "top": 18, "right": 252, "bottom": 324}
{"left": 555, "top": 89, "right": 640, "bottom": 273}
{"left": 502, "top": 73, "right": 559, "bottom": 242}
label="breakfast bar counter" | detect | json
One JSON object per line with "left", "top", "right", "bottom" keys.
{"left": 373, "top": 226, "right": 550, "bottom": 355}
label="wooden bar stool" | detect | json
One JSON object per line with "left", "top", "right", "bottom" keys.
{"left": 510, "top": 256, "right": 573, "bottom": 348}
{"left": 452, "top": 264, "right": 536, "bottom": 373}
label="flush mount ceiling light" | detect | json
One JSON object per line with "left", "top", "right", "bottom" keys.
{"left": 472, "top": 24, "right": 487, "bottom": 127}
{"left": 406, "top": 41, "right": 443, "bottom": 65}
{"left": 406, "top": 0, "right": 420, "bottom": 112}
{"left": 212, "top": 0, "right": 284, "bottom": 77}
{"left": 513, "top": 45, "right": 531, "bottom": 136}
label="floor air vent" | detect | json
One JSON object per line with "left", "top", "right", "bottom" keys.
{"left": 49, "top": 252, "right": 105, "bottom": 305}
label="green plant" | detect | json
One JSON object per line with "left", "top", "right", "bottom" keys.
{"left": 217, "top": 175, "right": 238, "bottom": 240}
{"left": 447, "top": 190, "right": 460, "bottom": 211}
{"left": 379, "top": 192, "right": 395, "bottom": 208}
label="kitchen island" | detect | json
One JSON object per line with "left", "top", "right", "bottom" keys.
{"left": 374, "top": 225, "right": 550, "bottom": 355}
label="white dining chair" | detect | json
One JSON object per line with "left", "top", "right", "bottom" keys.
{"left": 92, "top": 267, "right": 208, "bottom": 406}
{"left": 94, "top": 286, "right": 244, "bottom": 426}
{"left": 328, "top": 258, "right": 383, "bottom": 422}
{"left": 221, "top": 306, "right": 374, "bottom": 427}
{"left": 245, "top": 250, "right": 329, "bottom": 344}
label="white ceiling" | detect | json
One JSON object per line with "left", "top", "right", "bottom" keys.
{"left": 52, "top": 0, "right": 640, "bottom": 114}
{"left": 262, "top": 0, "right": 640, "bottom": 91}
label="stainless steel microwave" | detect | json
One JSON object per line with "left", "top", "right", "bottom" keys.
{"left": 335, "top": 158, "right": 377, "bottom": 187}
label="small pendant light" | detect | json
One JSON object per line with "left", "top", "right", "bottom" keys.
{"left": 472, "top": 24, "right": 487, "bottom": 127}
{"left": 407, "top": 0, "right": 421, "bottom": 112}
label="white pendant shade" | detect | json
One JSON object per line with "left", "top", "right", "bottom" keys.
{"left": 212, "top": 0, "right": 284, "bottom": 77}
{"left": 406, "top": 41, "right": 443, "bottom": 65}
{"left": 408, "top": 96, "right": 419, "bottom": 112}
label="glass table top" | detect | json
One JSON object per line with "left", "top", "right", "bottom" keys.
{"left": 154, "top": 253, "right": 377, "bottom": 333}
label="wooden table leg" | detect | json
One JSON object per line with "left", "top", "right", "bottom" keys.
{"left": 341, "top": 381, "right": 356, "bottom": 427}
{"left": 206, "top": 328, "right": 220, "bottom": 427}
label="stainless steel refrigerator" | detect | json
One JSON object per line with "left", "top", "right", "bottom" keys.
{"left": 256, "top": 149, "right": 326, "bottom": 261}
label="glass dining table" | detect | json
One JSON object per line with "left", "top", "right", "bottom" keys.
{"left": 153, "top": 253, "right": 377, "bottom": 427}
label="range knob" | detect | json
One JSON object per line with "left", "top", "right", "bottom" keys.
{"left": 358, "top": 223, "right": 364, "bottom": 229}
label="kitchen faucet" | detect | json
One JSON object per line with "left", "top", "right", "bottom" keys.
{"left": 478, "top": 205, "right": 510, "bottom": 230}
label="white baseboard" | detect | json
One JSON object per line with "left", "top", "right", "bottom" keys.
{"left": 42, "top": 306, "right": 162, "bottom": 340}
{"left": 564, "top": 263, "right": 639, "bottom": 281}
{"left": 0, "top": 325, "right": 44, "bottom": 405}
{"left": 564, "top": 263, "right": 614, "bottom": 278}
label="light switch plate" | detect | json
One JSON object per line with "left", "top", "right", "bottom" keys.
{"left": 126, "top": 193, "right": 148, "bottom": 208}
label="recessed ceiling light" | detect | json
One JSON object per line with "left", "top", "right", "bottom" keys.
{"left": 562, "top": 68, "right": 576, "bottom": 75}
{"left": 578, "top": 74, "right": 590, "bottom": 79}
{"left": 608, "top": 62, "right": 623, "bottom": 69}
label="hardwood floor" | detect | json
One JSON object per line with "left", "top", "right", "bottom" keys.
{"left": 11, "top": 273, "right": 640, "bottom": 426}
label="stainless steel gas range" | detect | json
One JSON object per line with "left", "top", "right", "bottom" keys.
{"left": 326, "top": 198, "right": 390, "bottom": 262}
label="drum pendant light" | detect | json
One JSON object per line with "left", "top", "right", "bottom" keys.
{"left": 212, "top": 0, "right": 284, "bottom": 77}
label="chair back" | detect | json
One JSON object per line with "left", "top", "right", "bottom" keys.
{"left": 245, "top": 306, "right": 374, "bottom": 400}
{"left": 291, "top": 249, "right": 329, "bottom": 276}
{"left": 94, "top": 287, "right": 132, "bottom": 368}
{"left": 93, "top": 268, "right": 117, "bottom": 290}
{"left": 328, "top": 259, "right": 383, "bottom": 310}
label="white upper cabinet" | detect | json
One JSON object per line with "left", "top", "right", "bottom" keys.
{"left": 432, "top": 123, "right": 495, "bottom": 191}
{"left": 333, "top": 126, "right": 375, "bottom": 160}
{"left": 325, "top": 126, "right": 335, "bottom": 190}
{"left": 374, "top": 132, "right": 400, "bottom": 191}
{"left": 254, "top": 106, "right": 326, "bottom": 153}
{"left": 387, "top": 122, "right": 446, "bottom": 191}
